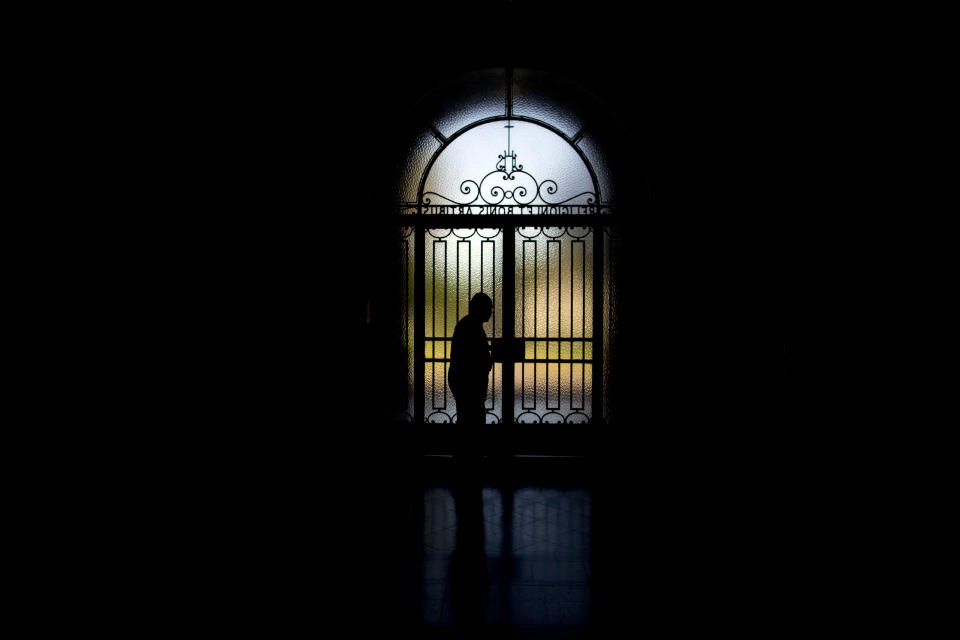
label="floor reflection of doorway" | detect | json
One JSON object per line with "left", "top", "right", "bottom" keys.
{"left": 421, "top": 472, "right": 593, "bottom": 634}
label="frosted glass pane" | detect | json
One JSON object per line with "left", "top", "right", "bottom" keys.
{"left": 516, "top": 362, "right": 592, "bottom": 423}
{"left": 396, "top": 129, "right": 441, "bottom": 205}
{"left": 577, "top": 125, "right": 622, "bottom": 204}
{"left": 548, "top": 341, "right": 558, "bottom": 360}
{"left": 516, "top": 228, "right": 593, "bottom": 341}
{"left": 423, "top": 121, "right": 595, "bottom": 207}
{"left": 514, "top": 227, "right": 593, "bottom": 423}
{"left": 512, "top": 68, "right": 601, "bottom": 139}
{"left": 548, "top": 240, "right": 560, "bottom": 339}
{"left": 424, "top": 228, "right": 503, "bottom": 339}
{"left": 421, "top": 69, "right": 506, "bottom": 138}
{"left": 424, "top": 228, "right": 503, "bottom": 424}
{"left": 548, "top": 363, "right": 559, "bottom": 409}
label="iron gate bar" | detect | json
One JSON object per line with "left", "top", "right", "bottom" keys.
{"left": 502, "top": 222, "right": 515, "bottom": 426}
{"left": 548, "top": 237, "right": 560, "bottom": 410}
{"left": 593, "top": 220, "right": 604, "bottom": 424}
{"left": 521, "top": 236, "right": 533, "bottom": 412}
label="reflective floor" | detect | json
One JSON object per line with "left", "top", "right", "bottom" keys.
{"left": 419, "top": 478, "right": 593, "bottom": 637}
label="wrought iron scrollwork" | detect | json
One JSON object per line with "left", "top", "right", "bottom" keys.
{"left": 427, "top": 411, "right": 500, "bottom": 424}
{"left": 515, "top": 411, "right": 591, "bottom": 424}
{"left": 516, "top": 226, "right": 593, "bottom": 240}
{"left": 423, "top": 150, "right": 597, "bottom": 207}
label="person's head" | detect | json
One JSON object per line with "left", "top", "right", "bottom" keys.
{"left": 469, "top": 292, "right": 493, "bottom": 323}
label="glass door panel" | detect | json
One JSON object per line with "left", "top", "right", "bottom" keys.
{"left": 514, "top": 227, "right": 593, "bottom": 424}
{"left": 423, "top": 228, "right": 503, "bottom": 423}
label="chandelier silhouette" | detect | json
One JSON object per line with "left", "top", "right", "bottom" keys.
{"left": 422, "top": 121, "right": 597, "bottom": 206}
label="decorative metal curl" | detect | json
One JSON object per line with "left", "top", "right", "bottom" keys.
{"left": 564, "top": 412, "right": 590, "bottom": 425}
{"left": 514, "top": 410, "right": 592, "bottom": 424}
{"left": 423, "top": 152, "right": 597, "bottom": 206}
{"left": 484, "top": 412, "right": 501, "bottom": 424}
{"left": 447, "top": 411, "right": 501, "bottom": 424}
{"left": 517, "top": 226, "right": 596, "bottom": 239}
{"left": 537, "top": 180, "right": 596, "bottom": 206}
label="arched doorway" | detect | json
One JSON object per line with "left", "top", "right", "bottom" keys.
{"left": 393, "top": 68, "right": 622, "bottom": 428}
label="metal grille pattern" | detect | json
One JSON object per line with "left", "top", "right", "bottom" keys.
{"left": 515, "top": 227, "right": 593, "bottom": 424}
{"left": 424, "top": 228, "right": 503, "bottom": 424}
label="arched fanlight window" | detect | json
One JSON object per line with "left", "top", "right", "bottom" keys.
{"left": 421, "top": 120, "right": 598, "bottom": 209}
{"left": 392, "top": 68, "right": 623, "bottom": 427}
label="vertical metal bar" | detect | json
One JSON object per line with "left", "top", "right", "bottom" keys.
{"left": 485, "top": 236, "right": 494, "bottom": 413}
{"left": 521, "top": 240, "right": 528, "bottom": 411}
{"left": 483, "top": 235, "right": 494, "bottom": 413}
{"left": 548, "top": 239, "right": 560, "bottom": 411}
{"left": 415, "top": 225, "right": 425, "bottom": 424}
{"left": 491, "top": 237, "right": 496, "bottom": 338}
{"left": 456, "top": 239, "right": 460, "bottom": 325}
{"left": 569, "top": 235, "right": 574, "bottom": 411}
{"left": 593, "top": 224, "right": 604, "bottom": 423}
{"left": 434, "top": 241, "right": 446, "bottom": 410}
{"left": 444, "top": 237, "right": 449, "bottom": 340}
{"left": 442, "top": 238, "right": 450, "bottom": 408}
{"left": 533, "top": 236, "right": 538, "bottom": 414}
{"left": 576, "top": 239, "right": 585, "bottom": 411}
{"left": 546, "top": 236, "right": 550, "bottom": 411}
{"left": 502, "top": 224, "right": 515, "bottom": 426}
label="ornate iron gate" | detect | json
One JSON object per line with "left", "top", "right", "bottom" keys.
{"left": 396, "top": 108, "right": 616, "bottom": 425}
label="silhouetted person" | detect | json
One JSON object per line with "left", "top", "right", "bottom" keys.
{"left": 448, "top": 292, "right": 493, "bottom": 429}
